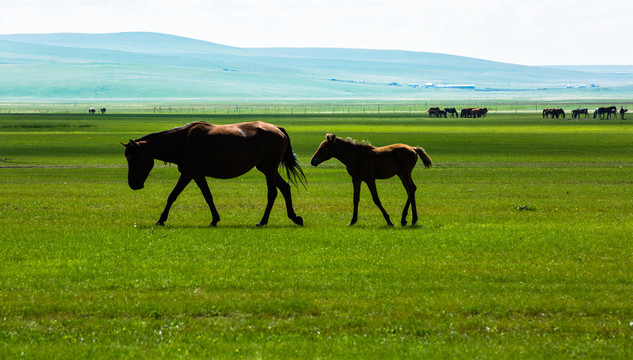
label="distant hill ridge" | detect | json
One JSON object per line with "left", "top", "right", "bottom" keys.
{"left": 0, "top": 32, "right": 631, "bottom": 100}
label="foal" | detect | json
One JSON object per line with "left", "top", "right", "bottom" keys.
{"left": 310, "top": 134, "right": 432, "bottom": 226}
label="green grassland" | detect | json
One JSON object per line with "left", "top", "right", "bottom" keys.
{"left": 1, "top": 112, "right": 632, "bottom": 358}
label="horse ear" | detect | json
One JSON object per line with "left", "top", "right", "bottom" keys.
{"left": 326, "top": 133, "right": 335, "bottom": 142}
{"left": 121, "top": 142, "right": 128, "bottom": 147}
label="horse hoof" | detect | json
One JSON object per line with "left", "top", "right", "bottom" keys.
{"left": 209, "top": 222, "right": 217, "bottom": 227}
{"left": 401, "top": 220, "right": 407, "bottom": 227}
{"left": 387, "top": 222, "right": 394, "bottom": 227}
{"left": 155, "top": 221, "right": 165, "bottom": 226}
{"left": 256, "top": 222, "right": 266, "bottom": 227}
{"left": 293, "top": 216, "right": 304, "bottom": 226}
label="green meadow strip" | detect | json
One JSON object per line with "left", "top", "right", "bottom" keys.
{"left": 1, "top": 112, "right": 632, "bottom": 358}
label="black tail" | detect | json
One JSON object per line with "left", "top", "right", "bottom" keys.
{"left": 279, "top": 127, "right": 307, "bottom": 188}
{"left": 414, "top": 147, "right": 433, "bottom": 168}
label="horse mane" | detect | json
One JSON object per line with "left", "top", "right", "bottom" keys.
{"left": 135, "top": 121, "right": 206, "bottom": 142}
{"left": 132, "top": 122, "right": 209, "bottom": 165}
{"left": 336, "top": 135, "right": 374, "bottom": 150}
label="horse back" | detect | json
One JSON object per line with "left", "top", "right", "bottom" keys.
{"left": 371, "top": 144, "right": 418, "bottom": 179}
{"left": 181, "top": 121, "right": 288, "bottom": 178}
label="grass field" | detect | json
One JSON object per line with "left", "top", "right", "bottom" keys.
{"left": 1, "top": 112, "right": 632, "bottom": 358}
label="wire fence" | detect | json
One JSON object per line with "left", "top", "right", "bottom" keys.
{"left": 0, "top": 101, "right": 630, "bottom": 115}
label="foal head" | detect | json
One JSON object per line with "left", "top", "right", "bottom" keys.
{"left": 310, "top": 133, "right": 337, "bottom": 166}
{"left": 122, "top": 140, "right": 154, "bottom": 190}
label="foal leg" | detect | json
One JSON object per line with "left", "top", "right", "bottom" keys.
{"left": 349, "top": 178, "right": 361, "bottom": 226}
{"left": 275, "top": 173, "right": 303, "bottom": 226}
{"left": 366, "top": 179, "right": 393, "bottom": 226}
{"left": 194, "top": 176, "right": 220, "bottom": 227}
{"left": 257, "top": 169, "right": 278, "bottom": 227}
{"left": 156, "top": 173, "right": 192, "bottom": 226}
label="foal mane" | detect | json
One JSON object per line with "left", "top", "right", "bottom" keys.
{"left": 337, "top": 136, "right": 374, "bottom": 150}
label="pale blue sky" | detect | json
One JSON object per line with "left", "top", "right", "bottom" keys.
{"left": 1, "top": 0, "right": 631, "bottom": 65}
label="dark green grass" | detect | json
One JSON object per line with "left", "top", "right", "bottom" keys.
{"left": 1, "top": 113, "right": 633, "bottom": 358}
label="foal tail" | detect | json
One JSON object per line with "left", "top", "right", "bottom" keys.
{"left": 414, "top": 147, "right": 433, "bottom": 168}
{"left": 279, "top": 127, "right": 307, "bottom": 188}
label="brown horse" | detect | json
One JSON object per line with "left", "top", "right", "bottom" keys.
{"left": 571, "top": 108, "right": 589, "bottom": 119}
{"left": 471, "top": 108, "right": 488, "bottom": 118}
{"left": 597, "top": 106, "right": 616, "bottom": 119}
{"left": 543, "top": 108, "right": 565, "bottom": 118}
{"left": 123, "top": 121, "right": 305, "bottom": 227}
{"left": 310, "top": 134, "right": 432, "bottom": 226}
{"left": 445, "top": 108, "right": 459, "bottom": 117}
{"left": 460, "top": 108, "right": 474, "bottom": 118}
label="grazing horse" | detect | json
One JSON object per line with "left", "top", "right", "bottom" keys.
{"left": 310, "top": 134, "right": 432, "bottom": 226}
{"left": 460, "top": 108, "right": 474, "bottom": 118}
{"left": 571, "top": 108, "right": 589, "bottom": 119}
{"left": 471, "top": 108, "right": 488, "bottom": 118}
{"left": 597, "top": 106, "right": 617, "bottom": 119}
{"left": 88, "top": 107, "right": 96, "bottom": 114}
{"left": 100, "top": 107, "right": 106, "bottom": 114}
{"left": 620, "top": 106, "right": 628, "bottom": 119}
{"left": 122, "top": 121, "right": 305, "bottom": 227}
{"left": 445, "top": 108, "right": 459, "bottom": 117}
{"left": 552, "top": 108, "right": 565, "bottom": 118}
{"left": 543, "top": 108, "right": 565, "bottom": 118}
{"left": 426, "top": 107, "right": 440, "bottom": 117}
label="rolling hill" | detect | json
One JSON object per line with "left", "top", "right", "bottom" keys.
{"left": 0, "top": 32, "right": 631, "bottom": 101}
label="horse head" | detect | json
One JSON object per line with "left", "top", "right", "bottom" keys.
{"left": 122, "top": 139, "right": 154, "bottom": 190}
{"left": 310, "top": 133, "right": 336, "bottom": 166}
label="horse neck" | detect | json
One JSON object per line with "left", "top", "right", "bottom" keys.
{"left": 331, "top": 140, "right": 366, "bottom": 167}
{"left": 138, "top": 129, "right": 186, "bottom": 164}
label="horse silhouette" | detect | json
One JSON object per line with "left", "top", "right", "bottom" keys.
{"left": 310, "top": 134, "right": 432, "bottom": 226}
{"left": 123, "top": 121, "right": 305, "bottom": 227}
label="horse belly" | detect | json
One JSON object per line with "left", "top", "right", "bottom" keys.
{"left": 184, "top": 140, "right": 260, "bottom": 179}
{"left": 202, "top": 149, "right": 259, "bottom": 178}
{"left": 373, "top": 157, "right": 398, "bottom": 179}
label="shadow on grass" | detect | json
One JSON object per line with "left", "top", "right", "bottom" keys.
{"left": 133, "top": 223, "right": 306, "bottom": 230}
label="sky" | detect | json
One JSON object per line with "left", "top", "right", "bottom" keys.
{"left": 1, "top": 0, "right": 631, "bottom": 66}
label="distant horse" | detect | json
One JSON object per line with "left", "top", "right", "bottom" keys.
{"left": 122, "top": 121, "right": 305, "bottom": 227}
{"left": 571, "top": 108, "right": 589, "bottom": 119}
{"left": 426, "top": 107, "right": 440, "bottom": 117}
{"left": 310, "top": 134, "right": 432, "bottom": 226}
{"left": 100, "top": 107, "right": 106, "bottom": 114}
{"left": 471, "top": 108, "right": 488, "bottom": 118}
{"left": 88, "top": 107, "right": 96, "bottom": 114}
{"left": 543, "top": 108, "right": 565, "bottom": 118}
{"left": 620, "top": 106, "right": 628, "bottom": 119}
{"left": 552, "top": 108, "right": 565, "bottom": 118}
{"left": 460, "top": 108, "right": 474, "bottom": 118}
{"left": 542, "top": 109, "right": 551, "bottom": 118}
{"left": 445, "top": 108, "right": 459, "bottom": 117}
{"left": 597, "top": 106, "right": 617, "bottom": 119}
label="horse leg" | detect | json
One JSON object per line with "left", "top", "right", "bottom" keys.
{"left": 193, "top": 176, "right": 220, "bottom": 227}
{"left": 274, "top": 173, "right": 303, "bottom": 226}
{"left": 349, "top": 178, "right": 361, "bottom": 226}
{"left": 156, "top": 173, "right": 192, "bottom": 226}
{"left": 398, "top": 174, "right": 418, "bottom": 226}
{"left": 256, "top": 167, "right": 278, "bottom": 227}
{"left": 366, "top": 179, "right": 393, "bottom": 226}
